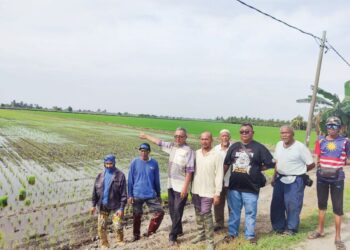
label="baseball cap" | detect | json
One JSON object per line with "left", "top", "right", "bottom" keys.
{"left": 139, "top": 143, "right": 151, "bottom": 151}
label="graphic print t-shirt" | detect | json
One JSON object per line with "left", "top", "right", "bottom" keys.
{"left": 224, "top": 140, "right": 274, "bottom": 193}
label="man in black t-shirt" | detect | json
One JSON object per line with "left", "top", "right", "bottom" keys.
{"left": 223, "top": 123, "right": 275, "bottom": 245}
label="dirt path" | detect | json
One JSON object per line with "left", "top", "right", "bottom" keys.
{"left": 294, "top": 213, "right": 350, "bottom": 250}
{"left": 79, "top": 169, "right": 326, "bottom": 250}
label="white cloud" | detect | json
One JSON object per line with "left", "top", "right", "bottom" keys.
{"left": 0, "top": 0, "right": 349, "bottom": 120}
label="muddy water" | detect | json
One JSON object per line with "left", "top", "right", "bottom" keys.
{"left": 0, "top": 131, "right": 171, "bottom": 249}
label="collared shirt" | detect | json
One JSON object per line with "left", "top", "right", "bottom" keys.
{"left": 158, "top": 141, "right": 195, "bottom": 193}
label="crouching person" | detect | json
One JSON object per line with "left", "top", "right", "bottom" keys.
{"left": 90, "top": 154, "right": 127, "bottom": 249}
{"left": 191, "top": 132, "right": 223, "bottom": 250}
{"left": 128, "top": 143, "right": 164, "bottom": 242}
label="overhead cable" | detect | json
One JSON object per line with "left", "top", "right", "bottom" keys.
{"left": 234, "top": 0, "right": 350, "bottom": 67}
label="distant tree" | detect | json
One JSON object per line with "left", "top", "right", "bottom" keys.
{"left": 291, "top": 115, "right": 307, "bottom": 130}
{"left": 52, "top": 106, "right": 62, "bottom": 111}
{"left": 67, "top": 106, "right": 73, "bottom": 112}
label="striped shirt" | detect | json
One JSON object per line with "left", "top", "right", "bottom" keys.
{"left": 158, "top": 141, "right": 195, "bottom": 193}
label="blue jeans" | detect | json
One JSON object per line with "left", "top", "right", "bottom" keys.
{"left": 227, "top": 189, "right": 258, "bottom": 239}
{"left": 270, "top": 176, "right": 305, "bottom": 232}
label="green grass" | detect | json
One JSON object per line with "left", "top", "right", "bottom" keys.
{"left": 0, "top": 109, "right": 317, "bottom": 149}
{"left": 228, "top": 183, "right": 350, "bottom": 250}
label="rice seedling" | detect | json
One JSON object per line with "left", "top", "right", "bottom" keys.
{"left": 19, "top": 188, "right": 27, "bottom": 201}
{"left": 0, "top": 196, "right": 8, "bottom": 207}
{"left": 27, "top": 176, "right": 36, "bottom": 185}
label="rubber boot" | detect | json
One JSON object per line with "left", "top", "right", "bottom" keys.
{"left": 98, "top": 212, "right": 110, "bottom": 249}
{"left": 115, "top": 229, "right": 124, "bottom": 245}
{"left": 191, "top": 209, "right": 206, "bottom": 244}
{"left": 203, "top": 213, "right": 215, "bottom": 250}
{"left": 147, "top": 211, "right": 164, "bottom": 236}
{"left": 132, "top": 213, "right": 142, "bottom": 241}
{"left": 113, "top": 214, "right": 125, "bottom": 245}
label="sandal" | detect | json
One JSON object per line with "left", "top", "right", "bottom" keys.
{"left": 223, "top": 235, "right": 235, "bottom": 243}
{"left": 335, "top": 240, "right": 346, "bottom": 250}
{"left": 307, "top": 231, "right": 325, "bottom": 239}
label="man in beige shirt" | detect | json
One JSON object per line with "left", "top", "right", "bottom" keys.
{"left": 213, "top": 129, "right": 231, "bottom": 231}
{"left": 191, "top": 131, "right": 223, "bottom": 250}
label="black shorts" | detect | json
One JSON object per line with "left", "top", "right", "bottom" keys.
{"left": 317, "top": 179, "right": 344, "bottom": 216}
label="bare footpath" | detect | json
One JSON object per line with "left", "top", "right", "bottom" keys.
{"left": 81, "top": 168, "right": 349, "bottom": 250}
{"left": 294, "top": 213, "right": 350, "bottom": 250}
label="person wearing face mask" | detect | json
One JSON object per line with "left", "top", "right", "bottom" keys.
{"left": 90, "top": 154, "right": 127, "bottom": 249}
{"left": 308, "top": 117, "right": 350, "bottom": 250}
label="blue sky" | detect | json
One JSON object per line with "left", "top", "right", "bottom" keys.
{"left": 1, "top": 0, "right": 349, "bottom": 120}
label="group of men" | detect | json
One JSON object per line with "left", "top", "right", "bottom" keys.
{"left": 90, "top": 116, "right": 350, "bottom": 250}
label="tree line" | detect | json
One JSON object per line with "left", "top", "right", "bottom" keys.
{"left": 1, "top": 100, "right": 310, "bottom": 130}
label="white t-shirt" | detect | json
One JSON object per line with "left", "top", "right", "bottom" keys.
{"left": 214, "top": 143, "right": 230, "bottom": 187}
{"left": 274, "top": 140, "right": 314, "bottom": 184}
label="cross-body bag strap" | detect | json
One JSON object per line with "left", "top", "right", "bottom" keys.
{"left": 240, "top": 143, "right": 253, "bottom": 162}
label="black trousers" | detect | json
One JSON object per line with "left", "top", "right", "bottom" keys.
{"left": 168, "top": 188, "right": 188, "bottom": 241}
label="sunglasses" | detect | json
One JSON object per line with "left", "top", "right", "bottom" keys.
{"left": 174, "top": 135, "right": 185, "bottom": 139}
{"left": 139, "top": 149, "right": 149, "bottom": 152}
{"left": 326, "top": 124, "right": 340, "bottom": 130}
{"left": 239, "top": 130, "right": 251, "bottom": 135}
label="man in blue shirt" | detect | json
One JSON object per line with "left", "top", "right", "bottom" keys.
{"left": 128, "top": 143, "right": 164, "bottom": 241}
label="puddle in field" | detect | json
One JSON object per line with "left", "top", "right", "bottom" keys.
{"left": 1, "top": 127, "right": 71, "bottom": 144}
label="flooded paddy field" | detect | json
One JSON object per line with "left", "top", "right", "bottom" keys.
{"left": 0, "top": 110, "right": 199, "bottom": 249}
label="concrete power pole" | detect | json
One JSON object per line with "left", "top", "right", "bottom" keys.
{"left": 305, "top": 31, "right": 327, "bottom": 147}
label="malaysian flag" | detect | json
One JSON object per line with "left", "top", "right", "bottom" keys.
{"left": 315, "top": 136, "right": 349, "bottom": 169}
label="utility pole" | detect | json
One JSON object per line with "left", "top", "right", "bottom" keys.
{"left": 305, "top": 31, "right": 327, "bottom": 147}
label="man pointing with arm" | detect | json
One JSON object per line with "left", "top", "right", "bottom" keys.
{"left": 140, "top": 127, "right": 195, "bottom": 246}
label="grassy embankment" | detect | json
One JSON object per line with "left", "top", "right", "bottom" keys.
{"left": 218, "top": 183, "right": 350, "bottom": 250}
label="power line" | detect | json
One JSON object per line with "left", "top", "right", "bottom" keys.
{"left": 234, "top": 0, "right": 350, "bottom": 67}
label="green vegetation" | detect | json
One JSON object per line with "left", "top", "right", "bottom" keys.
{"left": 226, "top": 183, "right": 350, "bottom": 250}
{"left": 19, "top": 188, "right": 27, "bottom": 201}
{"left": 27, "top": 176, "right": 35, "bottom": 185}
{"left": 24, "top": 199, "right": 31, "bottom": 206}
{"left": 0, "top": 196, "right": 8, "bottom": 208}
{"left": 0, "top": 109, "right": 317, "bottom": 148}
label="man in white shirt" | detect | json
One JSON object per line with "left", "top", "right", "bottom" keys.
{"left": 271, "top": 125, "right": 315, "bottom": 235}
{"left": 213, "top": 129, "right": 231, "bottom": 231}
{"left": 191, "top": 131, "right": 223, "bottom": 250}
